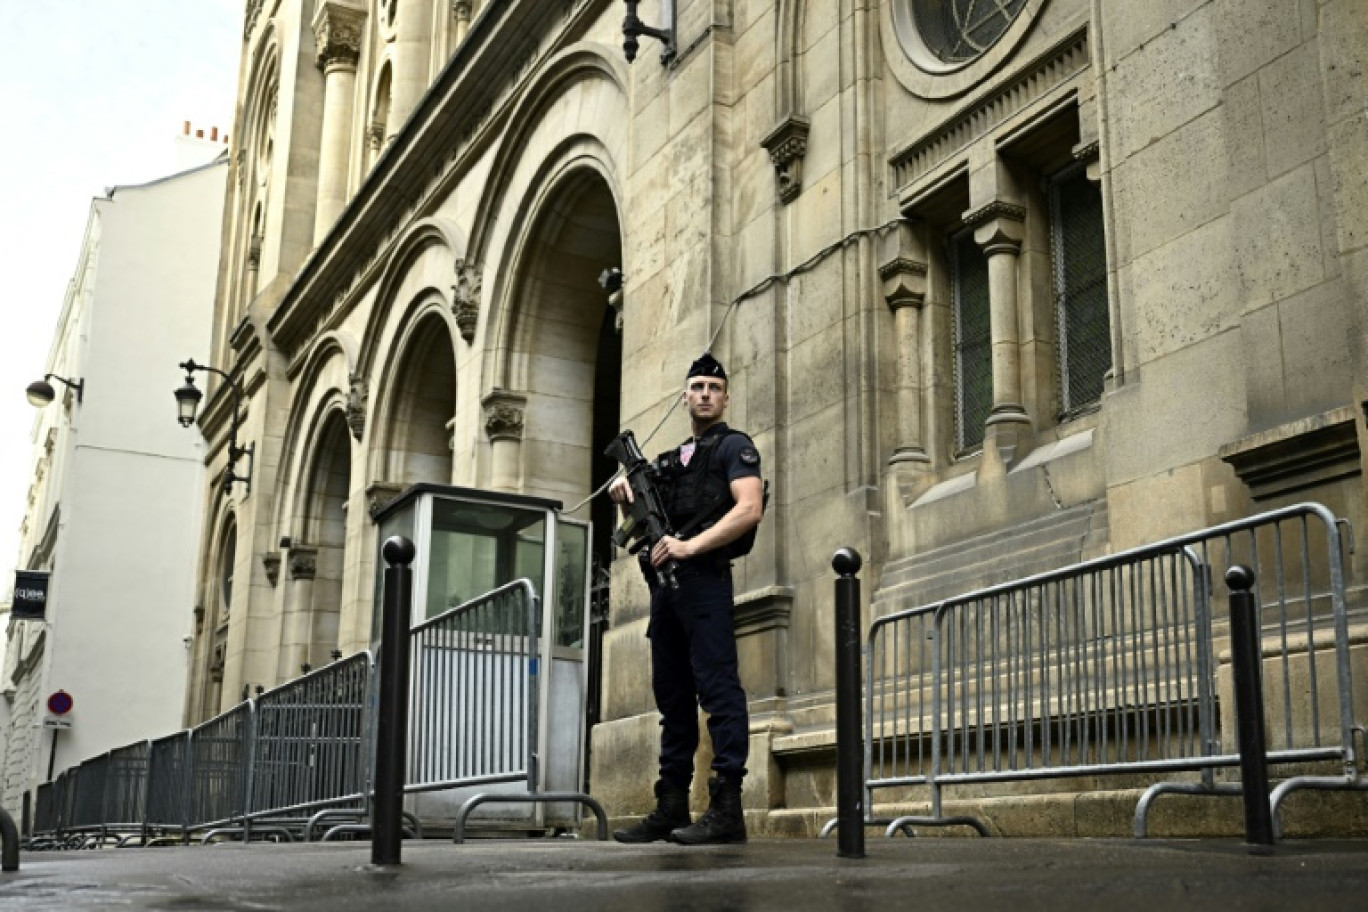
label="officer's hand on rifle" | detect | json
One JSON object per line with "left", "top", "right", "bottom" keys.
{"left": 650, "top": 534, "right": 696, "bottom": 567}
{"left": 608, "top": 475, "right": 634, "bottom": 508}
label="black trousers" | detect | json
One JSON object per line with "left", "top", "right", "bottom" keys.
{"left": 647, "top": 561, "right": 749, "bottom": 789}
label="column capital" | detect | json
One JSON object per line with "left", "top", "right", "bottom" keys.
{"left": 879, "top": 257, "right": 928, "bottom": 311}
{"left": 313, "top": 1, "right": 366, "bottom": 71}
{"left": 964, "top": 200, "right": 1027, "bottom": 251}
{"left": 482, "top": 389, "right": 527, "bottom": 443}
{"left": 288, "top": 545, "right": 319, "bottom": 581}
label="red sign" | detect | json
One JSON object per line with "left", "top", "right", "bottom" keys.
{"left": 47, "top": 691, "right": 73, "bottom": 716}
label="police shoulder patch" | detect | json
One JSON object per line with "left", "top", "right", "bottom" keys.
{"left": 739, "top": 446, "right": 760, "bottom": 466}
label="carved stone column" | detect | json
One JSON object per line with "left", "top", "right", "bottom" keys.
{"left": 968, "top": 201, "right": 1032, "bottom": 470}
{"left": 390, "top": 0, "right": 433, "bottom": 140}
{"left": 312, "top": 2, "right": 365, "bottom": 243}
{"left": 280, "top": 545, "right": 318, "bottom": 679}
{"left": 483, "top": 390, "right": 526, "bottom": 491}
{"left": 881, "top": 237, "right": 931, "bottom": 468}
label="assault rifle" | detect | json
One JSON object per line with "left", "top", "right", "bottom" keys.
{"left": 604, "top": 429, "right": 680, "bottom": 589}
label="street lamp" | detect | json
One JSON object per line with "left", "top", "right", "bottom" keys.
{"left": 25, "top": 374, "right": 84, "bottom": 407}
{"left": 622, "top": 0, "right": 676, "bottom": 65}
{"left": 175, "top": 358, "right": 254, "bottom": 495}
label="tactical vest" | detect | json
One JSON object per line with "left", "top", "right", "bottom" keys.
{"left": 654, "top": 426, "right": 762, "bottom": 560}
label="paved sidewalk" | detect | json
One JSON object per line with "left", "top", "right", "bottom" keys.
{"left": 2, "top": 836, "right": 1366, "bottom": 911}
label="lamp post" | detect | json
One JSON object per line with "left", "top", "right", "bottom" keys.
{"left": 175, "top": 359, "right": 254, "bottom": 495}
{"left": 25, "top": 374, "right": 84, "bottom": 407}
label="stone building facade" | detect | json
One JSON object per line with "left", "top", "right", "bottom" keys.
{"left": 185, "top": 0, "right": 1367, "bottom": 835}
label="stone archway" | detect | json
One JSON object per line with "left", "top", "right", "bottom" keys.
{"left": 281, "top": 410, "right": 352, "bottom": 676}
{"left": 384, "top": 311, "right": 457, "bottom": 488}
{"left": 505, "top": 168, "right": 623, "bottom": 578}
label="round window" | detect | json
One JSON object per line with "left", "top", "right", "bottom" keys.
{"left": 909, "top": 0, "right": 1029, "bottom": 65}
{"left": 883, "top": 0, "right": 1044, "bottom": 99}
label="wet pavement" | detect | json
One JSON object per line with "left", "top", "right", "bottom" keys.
{"left": 2, "top": 836, "right": 1366, "bottom": 911}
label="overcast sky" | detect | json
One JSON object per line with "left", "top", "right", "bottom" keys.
{"left": 0, "top": 1, "right": 242, "bottom": 595}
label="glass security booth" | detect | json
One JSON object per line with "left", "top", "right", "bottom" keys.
{"left": 373, "top": 484, "right": 594, "bottom": 835}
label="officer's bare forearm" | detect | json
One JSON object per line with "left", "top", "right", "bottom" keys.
{"left": 680, "top": 493, "right": 763, "bottom": 558}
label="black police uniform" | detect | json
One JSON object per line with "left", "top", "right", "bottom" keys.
{"left": 646, "top": 421, "right": 761, "bottom": 790}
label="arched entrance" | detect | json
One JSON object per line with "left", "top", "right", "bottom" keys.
{"left": 503, "top": 169, "right": 623, "bottom": 783}
{"left": 386, "top": 312, "right": 457, "bottom": 486}
{"left": 508, "top": 169, "right": 622, "bottom": 591}
{"left": 287, "top": 410, "right": 351, "bottom": 674}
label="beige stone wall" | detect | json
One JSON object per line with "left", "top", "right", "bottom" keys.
{"left": 172, "top": 1, "right": 1367, "bottom": 835}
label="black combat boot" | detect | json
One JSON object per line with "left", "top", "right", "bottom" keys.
{"left": 613, "top": 779, "right": 691, "bottom": 843}
{"left": 669, "top": 775, "right": 746, "bottom": 845}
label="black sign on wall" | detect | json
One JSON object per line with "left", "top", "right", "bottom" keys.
{"left": 12, "top": 570, "right": 49, "bottom": 620}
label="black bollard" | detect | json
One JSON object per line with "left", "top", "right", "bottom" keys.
{"left": 372, "top": 535, "right": 415, "bottom": 866}
{"left": 832, "top": 547, "right": 865, "bottom": 859}
{"left": 0, "top": 805, "right": 18, "bottom": 872}
{"left": 1226, "top": 564, "right": 1274, "bottom": 846}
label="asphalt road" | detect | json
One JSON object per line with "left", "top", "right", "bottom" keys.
{"left": 3, "top": 836, "right": 1366, "bottom": 911}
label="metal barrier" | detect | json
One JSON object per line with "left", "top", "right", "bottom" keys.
{"left": 104, "top": 741, "right": 151, "bottom": 844}
{"left": 144, "top": 731, "right": 193, "bottom": 841}
{"left": 248, "top": 653, "right": 373, "bottom": 827}
{"left": 859, "top": 502, "right": 1364, "bottom": 837}
{"left": 405, "top": 579, "right": 605, "bottom": 841}
{"left": 21, "top": 577, "right": 607, "bottom": 847}
{"left": 189, "top": 703, "right": 252, "bottom": 833}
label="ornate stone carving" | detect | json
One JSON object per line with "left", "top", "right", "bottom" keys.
{"left": 962, "top": 200, "right": 1027, "bottom": 230}
{"left": 288, "top": 546, "right": 318, "bottom": 581}
{"left": 367, "top": 121, "right": 386, "bottom": 152}
{"left": 247, "top": 233, "right": 263, "bottom": 269}
{"left": 879, "top": 257, "right": 928, "bottom": 310}
{"left": 760, "top": 115, "right": 811, "bottom": 205}
{"left": 482, "top": 390, "right": 527, "bottom": 443}
{"left": 346, "top": 374, "right": 368, "bottom": 441}
{"left": 313, "top": 2, "right": 366, "bottom": 71}
{"left": 452, "top": 1, "right": 473, "bottom": 19}
{"left": 452, "top": 258, "right": 482, "bottom": 343}
{"left": 965, "top": 201, "right": 1027, "bottom": 254}
{"left": 367, "top": 480, "right": 405, "bottom": 519}
{"left": 262, "top": 552, "right": 281, "bottom": 587}
{"left": 244, "top": 0, "right": 264, "bottom": 39}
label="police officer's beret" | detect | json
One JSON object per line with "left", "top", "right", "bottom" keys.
{"left": 686, "top": 352, "right": 727, "bottom": 382}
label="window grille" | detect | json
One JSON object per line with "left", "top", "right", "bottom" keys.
{"left": 1049, "top": 162, "right": 1111, "bottom": 417}
{"left": 910, "top": 0, "right": 1029, "bottom": 64}
{"left": 951, "top": 227, "right": 992, "bottom": 453}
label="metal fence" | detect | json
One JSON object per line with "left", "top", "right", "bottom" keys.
{"left": 861, "top": 502, "right": 1366, "bottom": 836}
{"left": 26, "top": 576, "right": 602, "bottom": 846}
{"left": 407, "top": 580, "right": 538, "bottom": 793}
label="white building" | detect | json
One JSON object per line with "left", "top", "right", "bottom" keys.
{"left": 1, "top": 151, "right": 227, "bottom": 822}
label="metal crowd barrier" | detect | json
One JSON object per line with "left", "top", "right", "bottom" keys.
{"left": 407, "top": 580, "right": 538, "bottom": 794}
{"left": 405, "top": 579, "right": 604, "bottom": 841}
{"left": 858, "top": 502, "right": 1365, "bottom": 837}
{"left": 25, "top": 574, "right": 602, "bottom": 847}
{"left": 238, "top": 652, "right": 373, "bottom": 840}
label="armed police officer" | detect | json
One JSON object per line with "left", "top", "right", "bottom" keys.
{"left": 609, "top": 352, "right": 764, "bottom": 845}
